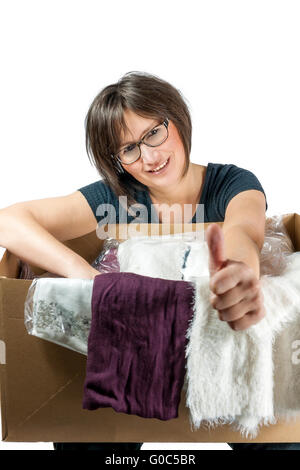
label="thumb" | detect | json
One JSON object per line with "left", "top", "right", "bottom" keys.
{"left": 206, "top": 223, "right": 227, "bottom": 277}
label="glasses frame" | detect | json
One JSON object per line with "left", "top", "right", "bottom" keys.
{"left": 111, "top": 117, "right": 169, "bottom": 166}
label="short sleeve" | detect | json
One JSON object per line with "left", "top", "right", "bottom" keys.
{"left": 77, "top": 180, "right": 118, "bottom": 224}
{"left": 211, "top": 164, "right": 268, "bottom": 220}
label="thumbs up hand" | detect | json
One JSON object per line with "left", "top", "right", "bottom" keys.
{"left": 206, "top": 223, "right": 266, "bottom": 331}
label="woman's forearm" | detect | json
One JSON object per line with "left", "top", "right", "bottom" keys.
{"left": 0, "top": 208, "right": 99, "bottom": 279}
{"left": 223, "top": 225, "right": 261, "bottom": 279}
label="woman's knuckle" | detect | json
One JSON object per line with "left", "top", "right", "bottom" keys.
{"left": 257, "top": 306, "right": 266, "bottom": 320}
{"left": 249, "top": 277, "right": 258, "bottom": 288}
{"left": 249, "top": 281, "right": 260, "bottom": 298}
{"left": 250, "top": 308, "right": 265, "bottom": 324}
{"left": 228, "top": 321, "right": 238, "bottom": 331}
{"left": 258, "top": 288, "right": 264, "bottom": 301}
{"left": 230, "top": 319, "right": 246, "bottom": 331}
{"left": 253, "top": 293, "right": 262, "bottom": 307}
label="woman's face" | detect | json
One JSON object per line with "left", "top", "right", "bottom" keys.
{"left": 118, "top": 109, "right": 187, "bottom": 189}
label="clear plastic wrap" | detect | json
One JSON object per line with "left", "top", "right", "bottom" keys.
{"left": 259, "top": 214, "right": 295, "bottom": 276}
{"left": 91, "top": 238, "right": 121, "bottom": 273}
{"left": 24, "top": 277, "right": 93, "bottom": 355}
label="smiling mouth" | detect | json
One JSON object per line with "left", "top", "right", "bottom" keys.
{"left": 147, "top": 157, "right": 170, "bottom": 174}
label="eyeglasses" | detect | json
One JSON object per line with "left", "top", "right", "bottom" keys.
{"left": 111, "top": 118, "right": 169, "bottom": 165}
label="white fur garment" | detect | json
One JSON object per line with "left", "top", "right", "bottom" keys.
{"left": 117, "top": 227, "right": 300, "bottom": 438}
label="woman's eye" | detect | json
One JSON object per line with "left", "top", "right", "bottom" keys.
{"left": 147, "top": 129, "right": 158, "bottom": 138}
{"left": 124, "top": 144, "right": 136, "bottom": 153}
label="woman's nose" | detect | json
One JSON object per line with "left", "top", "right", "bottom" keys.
{"left": 140, "top": 145, "right": 161, "bottom": 164}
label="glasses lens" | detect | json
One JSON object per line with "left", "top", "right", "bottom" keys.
{"left": 144, "top": 123, "right": 167, "bottom": 147}
{"left": 118, "top": 143, "right": 140, "bottom": 164}
{"left": 117, "top": 122, "right": 168, "bottom": 164}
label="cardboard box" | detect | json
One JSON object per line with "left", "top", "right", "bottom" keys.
{"left": 1, "top": 216, "right": 300, "bottom": 442}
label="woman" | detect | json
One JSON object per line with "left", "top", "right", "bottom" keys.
{"left": 0, "top": 71, "right": 298, "bottom": 451}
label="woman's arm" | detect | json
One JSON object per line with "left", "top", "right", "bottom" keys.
{"left": 0, "top": 191, "right": 100, "bottom": 279}
{"left": 206, "top": 190, "right": 267, "bottom": 331}
{"left": 222, "top": 189, "right": 266, "bottom": 279}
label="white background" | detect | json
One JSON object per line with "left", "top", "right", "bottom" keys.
{"left": 0, "top": 0, "right": 299, "bottom": 450}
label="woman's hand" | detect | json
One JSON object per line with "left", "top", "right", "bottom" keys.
{"left": 66, "top": 264, "right": 101, "bottom": 280}
{"left": 206, "top": 223, "right": 266, "bottom": 331}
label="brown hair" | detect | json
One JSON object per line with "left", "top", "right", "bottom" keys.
{"left": 84, "top": 71, "right": 192, "bottom": 207}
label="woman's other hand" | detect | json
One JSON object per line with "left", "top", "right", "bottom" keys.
{"left": 67, "top": 265, "right": 101, "bottom": 280}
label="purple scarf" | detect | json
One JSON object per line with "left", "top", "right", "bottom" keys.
{"left": 82, "top": 272, "right": 195, "bottom": 420}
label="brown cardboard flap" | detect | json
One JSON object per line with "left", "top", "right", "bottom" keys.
{"left": 0, "top": 250, "right": 20, "bottom": 279}
{"left": 0, "top": 278, "right": 8, "bottom": 440}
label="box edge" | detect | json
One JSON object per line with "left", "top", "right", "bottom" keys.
{"left": 0, "top": 278, "right": 8, "bottom": 441}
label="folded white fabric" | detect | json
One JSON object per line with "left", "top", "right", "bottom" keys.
{"left": 24, "top": 277, "right": 93, "bottom": 355}
{"left": 117, "top": 234, "right": 188, "bottom": 281}
{"left": 117, "top": 231, "right": 207, "bottom": 281}
{"left": 181, "top": 242, "right": 209, "bottom": 281}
